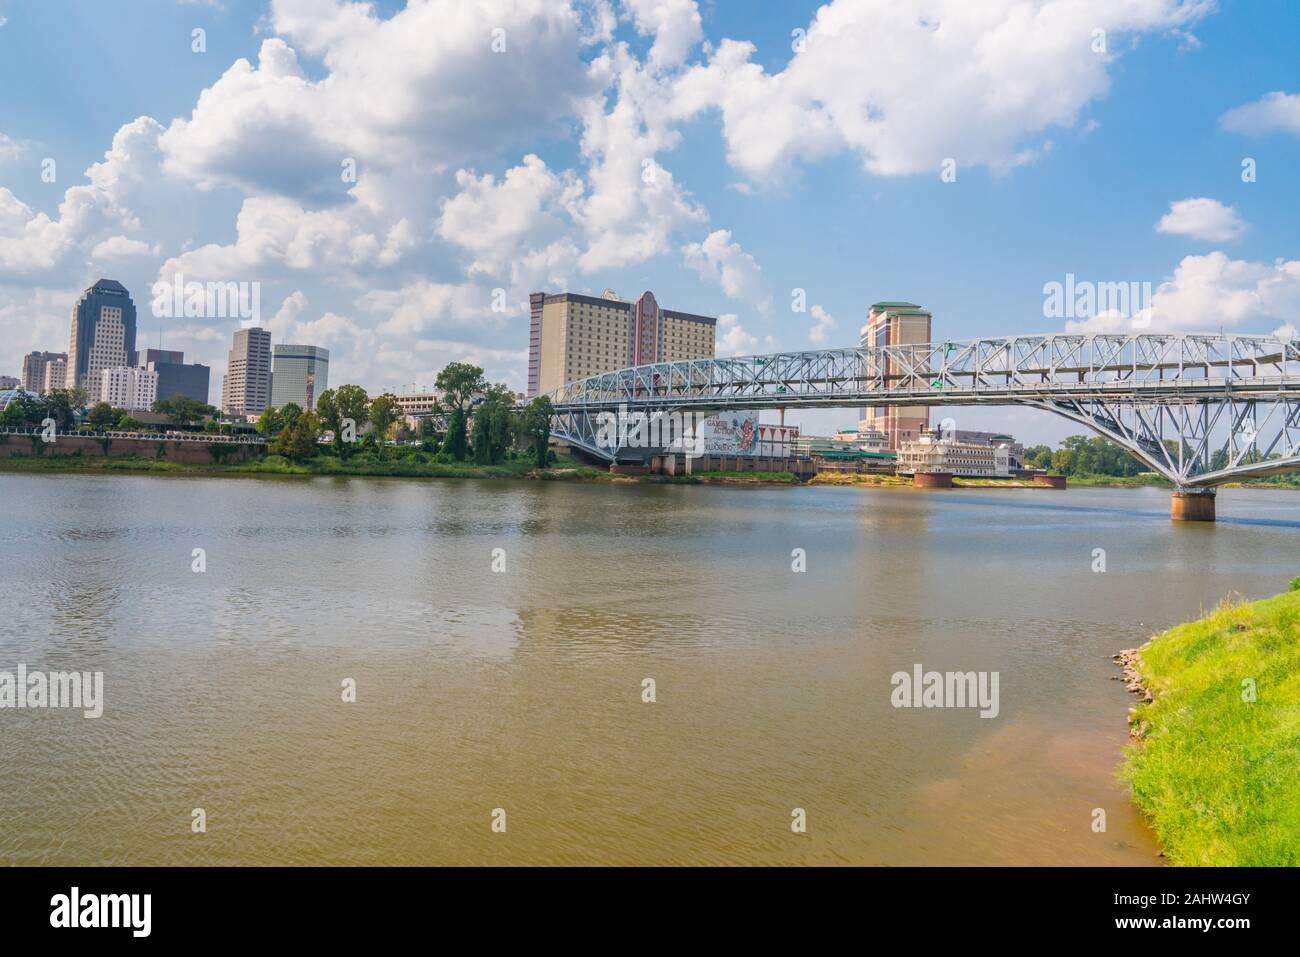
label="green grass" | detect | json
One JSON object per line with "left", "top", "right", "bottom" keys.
{"left": 0, "top": 451, "right": 561, "bottom": 481}
{"left": 659, "top": 469, "right": 800, "bottom": 484}
{"left": 1122, "top": 585, "right": 1300, "bottom": 865}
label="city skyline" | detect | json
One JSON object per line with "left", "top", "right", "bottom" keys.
{"left": 2, "top": 0, "right": 1300, "bottom": 445}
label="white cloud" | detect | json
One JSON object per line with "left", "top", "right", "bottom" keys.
{"left": 1220, "top": 91, "right": 1300, "bottom": 136}
{"left": 1156, "top": 197, "right": 1247, "bottom": 243}
{"left": 0, "top": 132, "right": 26, "bottom": 161}
{"left": 91, "top": 236, "right": 161, "bottom": 259}
{"left": 622, "top": 0, "right": 703, "bottom": 69}
{"left": 1066, "top": 252, "right": 1300, "bottom": 334}
{"left": 809, "top": 304, "right": 837, "bottom": 344}
{"left": 715, "top": 313, "right": 760, "bottom": 356}
{"left": 671, "top": 0, "right": 1211, "bottom": 181}
{"left": 437, "top": 154, "right": 583, "bottom": 284}
{"left": 681, "top": 228, "right": 767, "bottom": 309}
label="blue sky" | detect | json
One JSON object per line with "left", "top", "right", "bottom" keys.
{"left": 1, "top": 0, "right": 1299, "bottom": 442}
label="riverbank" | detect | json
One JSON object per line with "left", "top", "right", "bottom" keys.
{"left": 0, "top": 452, "right": 801, "bottom": 486}
{"left": 1119, "top": 583, "right": 1300, "bottom": 866}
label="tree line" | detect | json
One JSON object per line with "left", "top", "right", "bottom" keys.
{"left": 255, "top": 361, "right": 555, "bottom": 467}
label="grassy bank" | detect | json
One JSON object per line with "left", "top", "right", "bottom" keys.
{"left": 1121, "top": 584, "right": 1300, "bottom": 866}
{"left": 0, "top": 451, "right": 608, "bottom": 481}
{"left": 0, "top": 453, "right": 804, "bottom": 485}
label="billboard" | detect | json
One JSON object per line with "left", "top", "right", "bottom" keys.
{"left": 700, "top": 411, "right": 760, "bottom": 455}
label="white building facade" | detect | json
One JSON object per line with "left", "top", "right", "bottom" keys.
{"left": 897, "top": 434, "right": 1011, "bottom": 477}
{"left": 100, "top": 366, "right": 159, "bottom": 412}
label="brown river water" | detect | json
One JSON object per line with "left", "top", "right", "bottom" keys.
{"left": 2, "top": 473, "right": 1297, "bottom": 865}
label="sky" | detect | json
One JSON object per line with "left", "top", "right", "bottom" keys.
{"left": 1, "top": 0, "right": 1299, "bottom": 443}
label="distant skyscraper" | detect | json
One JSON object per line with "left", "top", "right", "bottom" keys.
{"left": 135, "top": 348, "right": 211, "bottom": 406}
{"left": 0, "top": 376, "right": 18, "bottom": 390}
{"left": 21, "top": 350, "right": 68, "bottom": 394}
{"left": 527, "top": 289, "right": 716, "bottom": 397}
{"left": 221, "top": 327, "right": 272, "bottom": 418}
{"left": 859, "top": 301, "right": 932, "bottom": 450}
{"left": 67, "top": 279, "right": 136, "bottom": 396}
{"left": 100, "top": 366, "right": 159, "bottom": 412}
{"left": 270, "top": 344, "right": 329, "bottom": 410}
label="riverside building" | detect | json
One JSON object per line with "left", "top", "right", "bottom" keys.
{"left": 897, "top": 432, "right": 1011, "bottom": 478}
{"left": 527, "top": 289, "right": 716, "bottom": 397}
{"left": 859, "top": 301, "right": 932, "bottom": 450}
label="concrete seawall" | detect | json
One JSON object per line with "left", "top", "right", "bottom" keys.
{"left": 0, "top": 433, "right": 262, "bottom": 465}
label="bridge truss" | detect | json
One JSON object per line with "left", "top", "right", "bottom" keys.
{"left": 545, "top": 333, "right": 1300, "bottom": 489}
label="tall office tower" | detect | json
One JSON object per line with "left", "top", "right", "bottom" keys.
{"left": 859, "top": 301, "right": 932, "bottom": 450}
{"left": 100, "top": 366, "right": 159, "bottom": 412}
{"left": 270, "top": 344, "right": 329, "bottom": 410}
{"left": 67, "top": 279, "right": 137, "bottom": 396}
{"left": 527, "top": 289, "right": 716, "bottom": 397}
{"left": 21, "top": 350, "right": 68, "bottom": 393}
{"left": 135, "top": 348, "right": 212, "bottom": 406}
{"left": 220, "top": 327, "right": 272, "bottom": 418}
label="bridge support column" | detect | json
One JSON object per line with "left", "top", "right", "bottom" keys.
{"left": 913, "top": 471, "right": 953, "bottom": 489}
{"left": 1171, "top": 488, "right": 1216, "bottom": 523}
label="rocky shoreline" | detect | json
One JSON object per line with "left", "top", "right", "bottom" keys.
{"left": 1113, "top": 647, "right": 1153, "bottom": 738}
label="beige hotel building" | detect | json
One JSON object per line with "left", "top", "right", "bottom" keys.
{"left": 528, "top": 289, "right": 717, "bottom": 396}
{"left": 859, "top": 301, "right": 933, "bottom": 450}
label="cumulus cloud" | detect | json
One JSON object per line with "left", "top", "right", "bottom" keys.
{"left": 671, "top": 0, "right": 1211, "bottom": 180}
{"left": 437, "top": 154, "right": 583, "bottom": 283}
{"left": 91, "top": 236, "right": 161, "bottom": 259}
{"left": 622, "top": 0, "right": 703, "bottom": 68}
{"left": 1220, "top": 91, "right": 1300, "bottom": 136}
{"left": 809, "top": 304, "right": 837, "bottom": 344}
{"left": 1156, "top": 198, "right": 1247, "bottom": 243}
{"left": 1066, "top": 252, "right": 1300, "bottom": 334}
{"left": 681, "top": 228, "right": 767, "bottom": 309}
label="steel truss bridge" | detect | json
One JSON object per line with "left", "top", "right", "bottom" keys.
{"left": 545, "top": 333, "right": 1300, "bottom": 495}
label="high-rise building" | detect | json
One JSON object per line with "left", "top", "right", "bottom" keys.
{"left": 270, "top": 344, "right": 329, "bottom": 410}
{"left": 100, "top": 366, "right": 159, "bottom": 412}
{"left": 221, "top": 327, "right": 272, "bottom": 418}
{"left": 67, "top": 279, "right": 137, "bottom": 396}
{"left": 134, "top": 348, "right": 211, "bottom": 406}
{"left": 527, "top": 289, "right": 716, "bottom": 396}
{"left": 859, "top": 301, "right": 932, "bottom": 450}
{"left": 21, "top": 350, "right": 67, "bottom": 393}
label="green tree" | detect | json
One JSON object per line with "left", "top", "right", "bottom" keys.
{"left": 435, "top": 362, "right": 485, "bottom": 411}
{"left": 444, "top": 405, "right": 469, "bottom": 461}
{"left": 333, "top": 384, "right": 371, "bottom": 456}
{"left": 272, "top": 410, "right": 321, "bottom": 461}
{"left": 41, "top": 390, "right": 77, "bottom": 430}
{"left": 87, "top": 402, "right": 117, "bottom": 430}
{"left": 369, "top": 393, "right": 402, "bottom": 453}
{"left": 152, "top": 394, "right": 216, "bottom": 427}
{"left": 522, "top": 396, "right": 554, "bottom": 469}
{"left": 256, "top": 406, "right": 286, "bottom": 436}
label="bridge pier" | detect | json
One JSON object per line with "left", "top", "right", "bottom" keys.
{"left": 1171, "top": 488, "right": 1216, "bottom": 523}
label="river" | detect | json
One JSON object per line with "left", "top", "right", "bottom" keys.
{"left": 1, "top": 473, "right": 1296, "bottom": 865}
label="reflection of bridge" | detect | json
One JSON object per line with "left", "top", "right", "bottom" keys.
{"left": 546, "top": 334, "right": 1300, "bottom": 520}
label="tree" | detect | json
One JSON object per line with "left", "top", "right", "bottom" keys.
{"left": 436, "top": 362, "right": 485, "bottom": 411}
{"left": 256, "top": 406, "right": 286, "bottom": 436}
{"left": 152, "top": 394, "right": 216, "bottom": 427}
{"left": 315, "top": 388, "right": 341, "bottom": 449}
{"left": 87, "top": 402, "right": 117, "bottom": 430}
{"left": 272, "top": 410, "right": 321, "bottom": 461}
{"left": 41, "top": 390, "right": 77, "bottom": 430}
{"left": 369, "top": 393, "right": 402, "bottom": 452}
{"left": 444, "top": 405, "right": 469, "bottom": 461}
{"left": 522, "top": 396, "right": 554, "bottom": 469}
{"left": 333, "top": 384, "right": 370, "bottom": 456}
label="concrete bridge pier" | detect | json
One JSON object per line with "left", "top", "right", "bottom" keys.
{"left": 1171, "top": 488, "right": 1216, "bottom": 522}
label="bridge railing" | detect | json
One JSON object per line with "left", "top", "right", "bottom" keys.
{"left": 546, "top": 334, "right": 1300, "bottom": 409}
